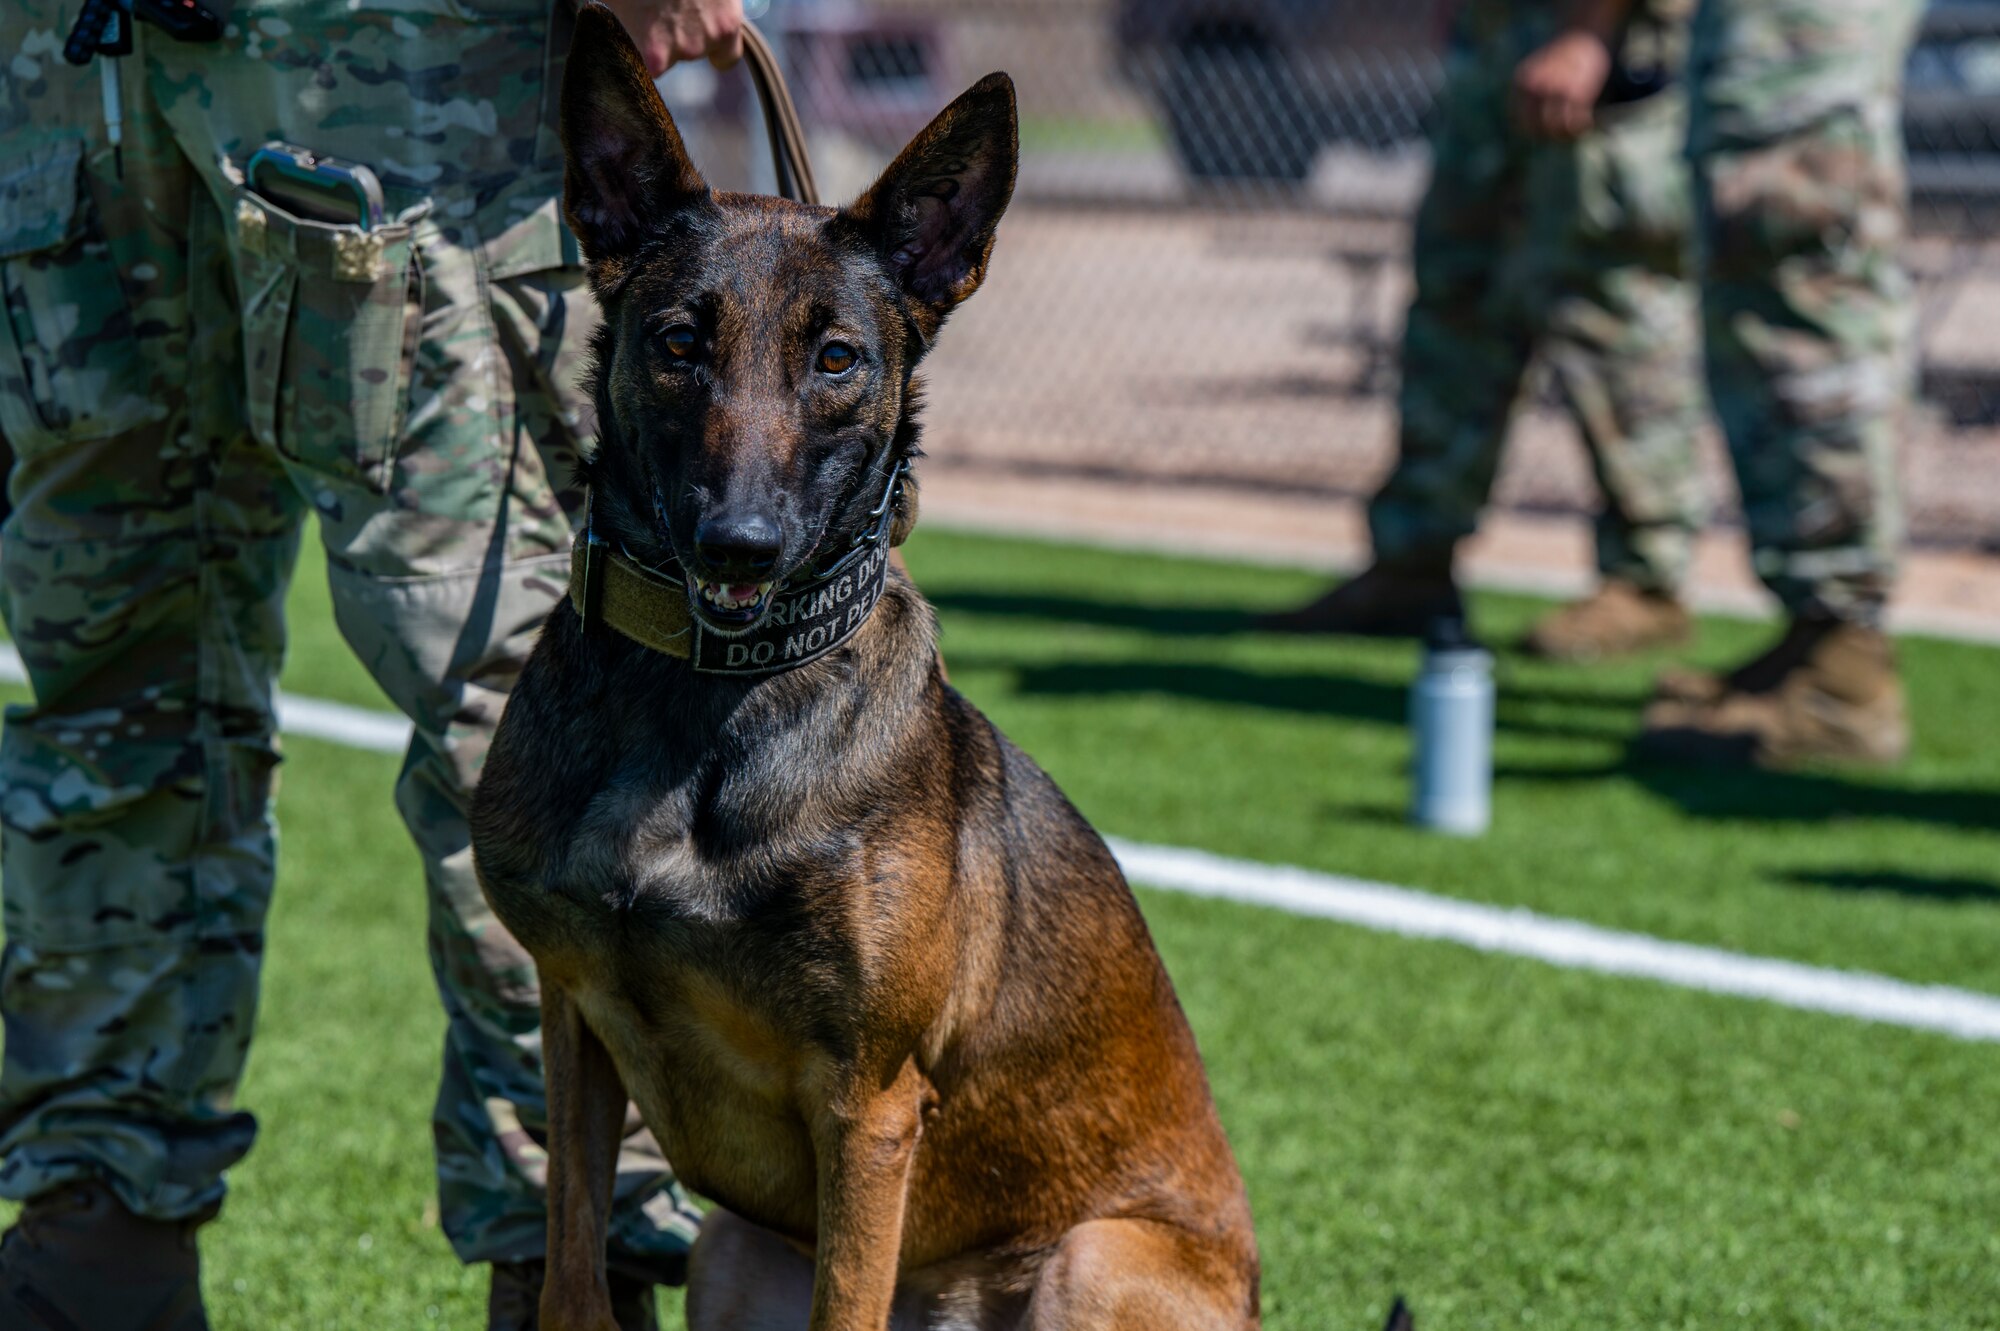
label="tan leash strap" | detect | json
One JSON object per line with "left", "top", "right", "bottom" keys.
{"left": 741, "top": 21, "right": 819, "bottom": 206}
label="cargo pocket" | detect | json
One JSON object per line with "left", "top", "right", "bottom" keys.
{"left": 0, "top": 140, "right": 159, "bottom": 457}
{"left": 1577, "top": 90, "right": 1694, "bottom": 266}
{"left": 234, "top": 186, "right": 422, "bottom": 495}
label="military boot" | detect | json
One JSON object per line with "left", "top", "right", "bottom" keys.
{"left": 489, "top": 1259, "right": 664, "bottom": 1331}
{"left": 1521, "top": 579, "right": 1692, "bottom": 662}
{"left": 1637, "top": 618, "right": 1909, "bottom": 768}
{"left": 0, "top": 1180, "right": 209, "bottom": 1331}
{"left": 1652, "top": 613, "right": 1859, "bottom": 705}
{"left": 1255, "top": 560, "right": 1463, "bottom": 637}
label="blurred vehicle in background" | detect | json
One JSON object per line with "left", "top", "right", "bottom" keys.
{"left": 709, "top": 0, "right": 952, "bottom": 164}
{"left": 1114, "top": 0, "right": 2000, "bottom": 200}
{"left": 1907, "top": 1, "right": 2000, "bottom": 221}
{"left": 1113, "top": 0, "right": 1453, "bottom": 183}
{"left": 780, "top": 1, "right": 954, "bottom": 145}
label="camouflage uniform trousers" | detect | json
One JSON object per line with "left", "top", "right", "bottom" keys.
{"left": 0, "top": 1, "right": 700, "bottom": 1267}
{"left": 1372, "top": 6, "right": 1709, "bottom": 595}
{"left": 1686, "top": 0, "right": 1921, "bottom": 623}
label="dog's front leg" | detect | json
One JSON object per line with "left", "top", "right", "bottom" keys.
{"left": 807, "top": 1058, "right": 926, "bottom": 1330}
{"left": 539, "top": 981, "right": 631, "bottom": 1331}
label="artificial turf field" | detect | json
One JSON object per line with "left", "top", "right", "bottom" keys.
{"left": 4, "top": 525, "right": 1999, "bottom": 1329}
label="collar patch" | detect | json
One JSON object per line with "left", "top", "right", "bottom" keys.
{"left": 570, "top": 460, "right": 906, "bottom": 677}
{"left": 693, "top": 543, "right": 889, "bottom": 674}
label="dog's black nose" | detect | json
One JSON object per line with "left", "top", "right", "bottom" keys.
{"left": 693, "top": 513, "right": 782, "bottom": 578}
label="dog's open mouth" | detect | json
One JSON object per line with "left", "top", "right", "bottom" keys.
{"left": 689, "top": 577, "right": 777, "bottom": 632}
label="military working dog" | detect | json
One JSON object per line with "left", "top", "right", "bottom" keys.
{"left": 470, "top": 8, "right": 1260, "bottom": 1328}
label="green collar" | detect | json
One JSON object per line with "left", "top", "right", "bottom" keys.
{"left": 569, "top": 536, "right": 695, "bottom": 658}
{"left": 569, "top": 460, "right": 907, "bottom": 676}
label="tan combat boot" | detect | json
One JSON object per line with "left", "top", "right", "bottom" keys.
{"left": 1650, "top": 612, "right": 1834, "bottom": 705}
{"left": 1521, "top": 579, "right": 1692, "bottom": 662}
{"left": 1638, "top": 618, "right": 1910, "bottom": 767}
{"left": 0, "top": 1180, "right": 209, "bottom": 1331}
{"left": 1256, "top": 560, "right": 1463, "bottom": 637}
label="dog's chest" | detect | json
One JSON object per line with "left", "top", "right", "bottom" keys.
{"left": 538, "top": 749, "right": 861, "bottom": 930}
{"left": 575, "top": 948, "right": 834, "bottom": 1232}
{"left": 532, "top": 774, "right": 862, "bottom": 1215}
{"left": 473, "top": 623, "right": 919, "bottom": 1223}
{"left": 488, "top": 681, "right": 844, "bottom": 929}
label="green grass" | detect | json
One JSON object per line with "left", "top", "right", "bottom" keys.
{"left": 4, "top": 525, "right": 1999, "bottom": 1328}
{"left": 1015, "top": 114, "right": 1168, "bottom": 157}
{"left": 904, "top": 532, "right": 2000, "bottom": 996}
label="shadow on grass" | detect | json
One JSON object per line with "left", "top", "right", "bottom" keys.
{"left": 975, "top": 658, "right": 1408, "bottom": 725}
{"left": 929, "top": 590, "right": 1259, "bottom": 638}
{"left": 1490, "top": 677, "right": 1658, "bottom": 711}
{"left": 936, "top": 587, "right": 2000, "bottom": 832}
{"left": 1776, "top": 869, "right": 2000, "bottom": 904}
{"left": 1498, "top": 756, "right": 2000, "bottom": 834}
{"left": 957, "top": 654, "right": 1649, "bottom": 744}
{"left": 933, "top": 591, "right": 1662, "bottom": 711}
{"left": 999, "top": 652, "right": 2000, "bottom": 834}
{"left": 1316, "top": 801, "right": 1411, "bottom": 828}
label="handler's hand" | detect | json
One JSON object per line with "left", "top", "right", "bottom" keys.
{"left": 1512, "top": 28, "right": 1613, "bottom": 142}
{"left": 600, "top": 0, "right": 745, "bottom": 76}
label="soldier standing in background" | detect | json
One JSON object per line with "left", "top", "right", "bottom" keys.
{"left": 1263, "top": 0, "right": 1711, "bottom": 663}
{"left": 0, "top": 2, "right": 739, "bottom": 1328}
{"left": 1514, "top": 0, "right": 1919, "bottom": 765}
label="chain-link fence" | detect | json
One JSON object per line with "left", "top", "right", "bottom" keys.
{"left": 663, "top": 0, "right": 2000, "bottom": 554}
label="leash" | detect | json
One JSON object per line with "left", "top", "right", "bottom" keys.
{"left": 572, "top": 26, "right": 911, "bottom": 676}
{"left": 741, "top": 21, "right": 820, "bottom": 207}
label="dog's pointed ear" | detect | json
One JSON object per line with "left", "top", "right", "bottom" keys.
{"left": 843, "top": 73, "right": 1017, "bottom": 329}
{"left": 562, "top": 2, "right": 708, "bottom": 266}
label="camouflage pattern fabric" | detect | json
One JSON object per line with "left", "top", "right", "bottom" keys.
{"left": 0, "top": 1, "right": 700, "bottom": 1267}
{"left": 1371, "top": 0, "right": 1710, "bottom": 593}
{"left": 1686, "top": 0, "right": 1920, "bottom": 623}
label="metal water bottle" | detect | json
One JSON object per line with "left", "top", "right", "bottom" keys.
{"left": 1409, "top": 617, "right": 1493, "bottom": 836}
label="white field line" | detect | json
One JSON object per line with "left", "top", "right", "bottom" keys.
{"left": 1107, "top": 839, "right": 2000, "bottom": 1044}
{"left": 4, "top": 644, "right": 1999, "bottom": 1043}
{"left": 271, "top": 691, "right": 413, "bottom": 753}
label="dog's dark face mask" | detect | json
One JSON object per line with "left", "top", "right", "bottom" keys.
{"left": 560, "top": 3, "right": 1017, "bottom": 636}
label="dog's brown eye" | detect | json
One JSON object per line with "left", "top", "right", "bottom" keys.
{"left": 817, "top": 342, "right": 858, "bottom": 376}
{"left": 661, "top": 324, "right": 698, "bottom": 360}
